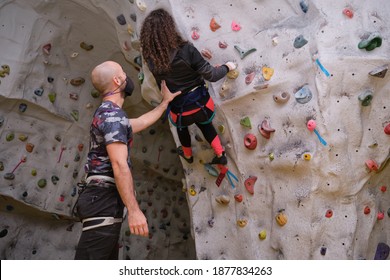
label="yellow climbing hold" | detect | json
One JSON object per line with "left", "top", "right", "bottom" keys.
{"left": 127, "top": 24, "right": 134, "bottom": 35}
{"left": 227, "top": 69, "right": 239, "bottom": 79}
{"left": 262, "top": 66, "right": 274, "bottom": 81}
{"left": 189, "top": 185, "right": 197, "bottom": 196}
{"left": 259, "top": 230, "right": 267, "bottom": 240}
{"left": 237, "top": 219, "right": 248, "bottom": 228}
{"left": 303, "top": 153, "right": 312, "bottom": 161}
{"left": 218, "top": 124, "right": 225, "bottom": 134}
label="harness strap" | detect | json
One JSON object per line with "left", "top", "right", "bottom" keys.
{"left": 82, "top": 216, "right": 123, "bottom": 231}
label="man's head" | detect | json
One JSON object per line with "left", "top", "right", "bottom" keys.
{"left": 91, "top": 61, "right": 134, "bottom": 98}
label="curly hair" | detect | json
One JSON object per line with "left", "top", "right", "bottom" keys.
{"left": 140, "top": 9, "right": 187, "bottom": 74}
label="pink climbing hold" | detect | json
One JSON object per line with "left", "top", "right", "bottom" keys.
{"left": 42, "top": 43, "right": 51, "bottom": 55}
{"left": 191, "top": 29, "right": 200, "bottom": 40}
{"left": 244, "top": 176, "right": 257, "bottom": 195}
{"left": 307, "top": 119, "right": 316, "bottom": 131}
{"left": 244, "top": 133, "right": 257, "bottom": 150}
{"left": 258, "top": 119, "right": 275, "bottom": 140}
{"left": 343, "top": 8, "right": 354, "bottom": 18}
{"left": 245, "top": 72, "right": 255, "bottom": 85}
{"left": 231, "top": 20, "right": 241, "bottom": 31}
{"left": 219, "top": 41, "right": 228, "bottom": 49}
{"left": 365, "top": 159, "right": 378, "bottom": 172}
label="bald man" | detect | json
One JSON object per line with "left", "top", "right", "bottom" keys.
{"left": 74, "top": 61, "right": 181, "bottom": 259}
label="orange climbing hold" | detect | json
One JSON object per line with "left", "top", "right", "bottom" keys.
{"left": 209, "top": 17, "right": 221, "bottom": 32}
{"left": 244, "top": 176, "right": 257, "bottom": 195}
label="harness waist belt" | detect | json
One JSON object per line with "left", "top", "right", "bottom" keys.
{"left": 86, "top": 175, "right": 115, "bottom": 185}
{"left": 82, "top": 216, "right": 123, "bottom": 231}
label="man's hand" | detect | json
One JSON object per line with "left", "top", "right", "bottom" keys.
{"left": 128, "top": 208, "right": 149, "bottom": 237}
{"left": 161, "top": 80, "right": 181, "bottom": 104}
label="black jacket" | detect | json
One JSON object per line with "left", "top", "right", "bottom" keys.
{"left": 148, "top": 42, "right": 229, "bottom": 94}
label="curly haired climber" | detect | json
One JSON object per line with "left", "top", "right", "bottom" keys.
{"left": 140, "top": 8, "right": 236, "bottom": 165}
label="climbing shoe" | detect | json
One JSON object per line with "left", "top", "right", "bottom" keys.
{"left": 177, "top": 146, "right": 193, "bottom": 164}
{"left": 209, "top": 152, "right": 227, "bottom": 165}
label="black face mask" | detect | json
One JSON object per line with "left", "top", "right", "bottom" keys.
{"left": 123, "top": 75, "right": 134, "bottom": 97}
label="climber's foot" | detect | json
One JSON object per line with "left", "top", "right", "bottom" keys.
{"left": 177, "top": 146, "right": 193, "bottom": 164}
{"left": 209, "top": 152, "right": 227, "bottom": 165}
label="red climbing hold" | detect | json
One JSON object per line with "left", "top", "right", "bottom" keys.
{"left": 377, "top": 211, "right": 385, "bottom": 220}
{"left": 384, "top": 123, "right": 390, "bottom": 135}
{"left": 364, "top": 206, "right": 371, "bottom": 215}
{"left": 244, "top": 133, "right": 257, "bottom": 150}
{"left": 325, "top": 209, "right": 333, "bottom": 218}
{"left": 210, "top": 17, "right": 221, "bottom": 32}
{"left": 234, "top": 194, "right": 243, "bottom": 203}
{"left": 343, "top": 8, "right": 354, "bottom": 18}
{"left": 244, "top": 176, "right": 257, "bottom": 195}
{"left": 380, "top": 186, "right": 387, "bottom": 193}
{"left": 365, "top": 159, "right": 378, "bottom": 172}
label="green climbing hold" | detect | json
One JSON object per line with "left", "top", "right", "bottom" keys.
{"left": 70, "top": 110, "right": 79, "bottom": 121}
{"left": 18, "top": 134, "right": 28, "bottom": 141}
{"left": 240, "top": 116, "right": 252, "bottom": 129}
{"left": 4, "top": 173, "right": 15, "bottom": 180}
{"left": 234, "top": 45, "right": 257, "bottom": 59}
{"left": 31, "top": 169, "right": 37, "bottom": 176}
{"left": 358, "top": 33, "right": 382, "bottom": 51}
{"left": 6, "top": 132, "right": 14, "bottom": 141}
{"left": 358, "top": 90, "right": 373, "bottom": 106}
{"left": 91, "top": 89, "right": 100, "bottom": 98}
{"left": 48, "top": 92, "right": 56, "bottom": 103}
{"left": 38, "top": 178, "right": 47, "bottom": 188}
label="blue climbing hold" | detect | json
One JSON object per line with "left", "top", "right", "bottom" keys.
{"left": 295, "top": 85, "right": 312, "bottom": 104}
{"left": 374, "top": 242, "right": 389, "bottom": 260}
{"left": 294, "top": 35, "right": 308, "bottom": 48}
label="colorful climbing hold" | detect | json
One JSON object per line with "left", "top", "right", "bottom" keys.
{"left": 384, "top": 124, "right": 390, "bottom": 135}
{"left": 218, "top": 124, "right": 225, "bottom": 134}
{"left": 259, "top": 230, "right": 267, "bottom": 240}
{"left": 136, "top": 0, "right": 147, "bottom": 11}
{"left": 364, "top": 206, "right": 371, "bottom": 215}
{"left": 218, "top": 41, "right": 228, "bottom": 49}
{"left": 300, "top": 0, "right": 309, "bottom": 13}
{"left": 42, "top": 43, "right": 51, "bottom": 55}
{"left": 295, "top": 85, "right": 312, "bottom": 104}
{"left": 51, "top": 175, "right": 59, "bottom": 185}
{"left": 234, "top": 194, "right": 243, "bottom": 203}
{"left": 358, "top": 33, "right": 382, "bottom": 51}
{"left": 80, "top": 42, "right": 94, "bottom": 51}
{"left": 269, "top": 153, "right": 274, "bottom": 161}
{"left": 320, "top": 247, "right": 327, "bottom": 256}
{"left": 70, "top": 110, "right": 79, "bottom": 121}
{"left": 244, "top": 133, "right": 257, "bottom": 150}
{"left": 240, "top": 116, "right": 252, "bottom": 129}
{"left": 380, "top": 186, "right": 387, "bottom": 193}
{"left": 365, "top": 159, "right": 378, "bottom": 172}
{"left": 342, "top": 8, "right": 354, "bottom": 18}
{"left": 245, "top": 72, "right": 255, "bottom": 85}
{"left": 201, "top": 49, "right": 212, "bottom": 60}
{"left": 91, "top": 89, "right": 100, "bottom": 98}
{"left": 209, "top": 17, "right": 221, "bottom": 32}
{"left": 374, "top": 242, "right": 390, "bottom": 260}
{"left": 244, "top": 176, "right": 257, "bottom": 195}
{"left": 325, "top": 209, "right": 333, "bottom": 218}
{"left": 237, "top": 219, "right": 248, "bottom": 228}
{"left": 303, "top": 153, "right": 312, "bottom": 161}
{"left": 34, "top": 88, "right": 44, "bottom": 97}
{"left": 215, "top": 194, "right": 230, "bottom": 205}
{"left": 117, "top": 14, "right": 126, "bottom": 25}
{"left": 47, "top": 91, "right": 56, "bottom": 103}
{"left": 377, "top": 211, "right": 385, "bottom": 220}
{"left": 204, "top": 163, "right": 219, "bottom": 177}
{"left": 358, "top": 90, "right": 373, "bottom": 106}
{"left": 294, "top": 35, "right": 308, "bottom": 48}
{"left": 231, "top": 20, "right": 241, "bottom": 31}
{"left": 4, "top": 173, "right": 15, "bottom": 180}
{"left": 1, "top": 64, "right": 10, "bottom": 75}
{"left": 262, "top": 66, "right": 274, "bottom": 81}
{"left": 38, "top": 178, "right": 47, "bottom": 188}
{"left": 227, "top": 69, "right": 239, "bottom": 79}
{"left": 191, "top": 29, "right": 200, "bottom": 40}
{"left": 273, "top": 92, "right": 290, "bottom": 104}
{"left": 307, "top": 120, "right": 327, "bottom": 146}
{"left": 234, "top": 45, "right": 257, "bottom": 59}
{"left": 31, "top": 169, "right": 37, "bottom": 176}
{"left": 19, "top": 103, "right": 27, "bottom": 112}
{"left": 275, "top": 211, "right": 288, "bottom": 226}
{"left": 70, "top": 77, "right": 85, "bottom": 86}
{"left": 369, "top": 64, "right": 388, "bottom": 78}
{"left": 189, "top": 185, "right": 197, "bottom": 196}
{"left": 6, "top": 132, "right": 14, "bottom": 141}
{"left": 26, "top": 143, "right": 34, "bottom": 153}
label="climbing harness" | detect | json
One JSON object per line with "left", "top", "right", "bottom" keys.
{"left": 81, "top": 216, "right": 123, "bottom": 231}
{"left": 166, "top": 84, "right": 213, "bottom": 129}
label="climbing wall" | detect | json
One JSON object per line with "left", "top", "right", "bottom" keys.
{"left": 0, "top": 0, "right": 194, "bottom": 260}
{"left": 0, "top": 0, "right": 389, "bottom": 260}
